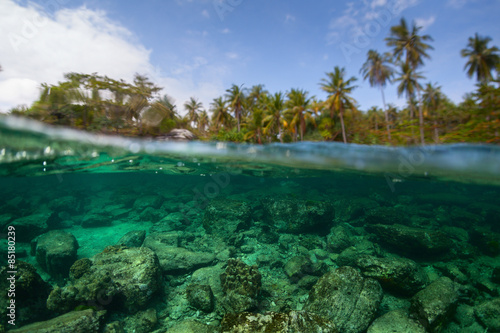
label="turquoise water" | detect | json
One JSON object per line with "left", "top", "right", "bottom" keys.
{"left": 1, "top": 115, "right": 500, "bottom": 332}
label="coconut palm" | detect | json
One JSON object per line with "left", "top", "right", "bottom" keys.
{"left": 262, "top": 92, "right": 286, "bottom": 142}
{"left": 360, "top": 50, "right": 394, "bottom": 140}
{"left": 284, "top": 88, "right": 314, "bottom": 141}
{"left": 225, "top": 84, "right": 245, "bottom": 132}
{"left": 319, "top": 66, "right": 358, "bottom": 143}
{"left": 422, "top": 82, "right": 443, "bottom": 142}
{"left": 386, "top": 17, "right": 433, "bottom": 144}
{"left": 394, "top": 62, "right": 424, "bottom": 117}
{"left": 184, "top": 97, "right": 203, "bottom": 128}
{"left": 461, "top": 33, "right": 500, "bottom": 83}
{"left": 210, "top": 97, "right": 232, "bottom": 130}
{"left": 197, "top": 110, "right": 209, "bottom": 133}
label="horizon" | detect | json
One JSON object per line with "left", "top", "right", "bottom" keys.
{"left": 1, "top": 0, "right": 499, "bottom": 115}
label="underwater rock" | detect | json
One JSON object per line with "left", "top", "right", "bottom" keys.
{"left": 167, "top": 319, "right": 216, "bottom": 333}
{"left": 367, "top": 224, "right": 453, "bottom": 257}
{"left": 48, "top": 195, "right": 79, "bottom": 212}
{"left": 186, "top": 284, "right": 215, "bottom": 313}
{"left": 364, "top": 206, "right": 410, "bottom": 225}
{"left": 261, "top": 197, "right": 334, "bottom": 234}
{"left": 284, "top": 256, "right": 327, "bottom": 284}
{"left": 492, "top": 266, "right": 500, "bottom": 284}
{"left": 410, "top": 277, "right": 459, "bottom": 332}
{"left": 203, "top": 199, "right": 251, "bottom": 237}
{"left": 326, "top": 224, "right": 354, "bottom": 252}
{"left": 123, "top": 308, "right": 157, "bottom": 333}
{"left": 415, "top": 193, "right": 471, "bottom": 206}
{"left": 0, "top": 261, "right": 52, "bottom": 328}
{"left": 116, "top": 230, "right": 146, "bottom": 247}
{"left": 144, "top": 233, "right": 214, "bottom": 274}
{"left": 469, "top": 226, "right": 500, "bottom": 256}
{"left": 9, "top": 211, "right": 57, "bottom": 242}
{"left": 220, "top": 311, "right": 338, "bottom": 333}
{"left": 34, "top": 230, "right": 79, "bottom": 279}
{"left": 355, "top": 255, "right": 429, "bottom": 296}
{"left": 81, "top": 212, "right": 111, "bottom": 228}
{"left": 304, "top": 266, "right": 383, "bottom": 333}
{"left": 474, "top": 297, "right": 500, "bottom": 332}
{"left": 367, "top": 309, "right": 426, "bottom": 333}
{"left": 9, "top": 309, "right": 106, "bottom": 333}
{"left": 132, "top": 194, "right": 163, "bottom": 211}
{"left": 47, "top": 246, "right": 161, "bottom": 314}
{"left": 336, "top": 239, "right": 381, "bottom": 267}
{"left": 333, "top": 197, "right": 378, "bottom": 224}
{"left": 138, "top": 207, "right": 162, "bottom": 223}
{"left": 220, "top": 259, "right": 262, "bottom": 313}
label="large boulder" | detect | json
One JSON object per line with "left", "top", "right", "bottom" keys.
{"left": 8, "top": 212, "right": 57, "bottom": 242}
{"left": 34, "top": 230, "right": 79, "bottom": 279}
{"left": 220, "top": 311, "right": 338, "bottom": 333}
{"left": 367, "top": 224, "right": 454, "bottom": 257}
{"left": 410, "top": 277, "right": 459, "bottom": 332}
{"left": 304, "top": 266, "right": 383, "bottom": 333}
{"left": 203, "top": 199, "right": 251, "bottom": 237}
{"left": 9, "top": 309, "right": 106, "bottom": 333}
{"left": 367, "top": 309, "right": 426, "bottom": 333}
{"left": 355, "top": 255, "right": 429, "bottom": 296}
{"left": 262, "top": 197, "right": 334, "bottom": 234}
{"left": 143, "top": 233, "right": 215, "bottom": 274}
{"left": 47, "top": 245, "right": 161, "bottom": 314}
{"left": 220, "top": 259, "right": 262, "bottom": 313}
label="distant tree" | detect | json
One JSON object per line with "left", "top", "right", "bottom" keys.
{"left": 320, "top": 66, "right": 358, "bottom": 143}
{"left": 184, "top": 97, "right": 203, "bottom": 128}
{"left": 422, "top": 82, "right": 443, "bottom": 142}
{"left": 386, "top": 17, "right": 433, "bottom": 144}
{"left": 210, "top": 97, "right": 232, "bottom": 130}
{"left": 360, "top": 50, "right": 394, "bottom": 141}
{"left": 225, "top": 84, "right": 245, "bottom": 132}
{"left": 262, "top": 92, "right": 286, "bottom": 142}
{"left": 461, "top": 33, "right": 500, "bottom": 83}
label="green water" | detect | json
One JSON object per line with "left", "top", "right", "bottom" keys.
{"left": 1, "top": 115, "right": 500, "bottom": 332}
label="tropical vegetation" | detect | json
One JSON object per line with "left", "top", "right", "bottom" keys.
{"left": 5, "top": 18, "right": 500, "bottom": 145}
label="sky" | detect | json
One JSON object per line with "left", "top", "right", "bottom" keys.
{"left": 0, "top": 0, "right": 499, "bottom": 115}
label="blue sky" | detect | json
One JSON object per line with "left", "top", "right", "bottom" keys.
{"left": 1, "top": 0, "right": 499, "bottom": 114}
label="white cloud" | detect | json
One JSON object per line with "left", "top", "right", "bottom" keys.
{"left": 415, "top": 16, "right": 436, "bottom": 31}
{"left": 221, "top": 28, "right": 230, "bottom": 34}
{"left": 225, "top": 52, "right": 239, "bottom": 60}
{"left": 446, "top": 0, "right": 471, "bottom": 8}
{"left": 201, "top": 9, "right": 210, "bottom": 18}
{"left": 0, "top": 0, "right": 223, "bottom": 113}
{"left": 285, "top": 14, "right": 296, "bottom": 23}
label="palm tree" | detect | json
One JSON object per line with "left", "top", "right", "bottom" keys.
{"left": 225, "top": 84, "right": 245, "bottom": 132}
{"left": 197, "top": 110, "right": 209, "bottom": 133}
{"left": 184, "top": 97, "right": 203, "bottom": 128}
{"left": 394, "top": 62, "right": 424, "bottom": 118}
{"left": 285, "top": 89, "right": 314, "bottom": 141}
{"left": 386, "top": 17, "right": 433, "bottom": 144}
{"left": 244, "top": 107, "right": 264, "bottom": 144}
{"left": 319, "top": 66, "right": 358, "bottom": 143}
{"left": 360, "top": 50, "right": 394, "bottom": 141}
{"left": 210, "top": 97, "right": 232, "bottom": 130}
{"left": 422, "top": 82, "right": 443, "bottom": 142}
{"left": 262, "top": 92, "right": 286, "bottom": 142}
{"left": 461, "top": 33, "right": 500, "bottom": 83}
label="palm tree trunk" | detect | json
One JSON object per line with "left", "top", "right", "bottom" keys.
{"left": 340, "top": 105, "right": 347, "bottom": 144}
{"left": 278, "top": 122, "right": 283, "bottom": 143}
{"left": 381, "top": 87, "right": 391, "bottom": 141}
{"left": 417, "top": 87, "right": 425, "bottom": 145}
{"left": 433, "top": 120, "right": 439, "bottom": 143}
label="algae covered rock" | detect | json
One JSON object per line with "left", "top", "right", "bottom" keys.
{"left": 34, "top": 230, "right": 79, "bottom": 279}
{"left": 220, "top": 258, "right": 262, "bottom": 313}
{"left": 262, "top": 197, "right": 334, "bottom": 234}
{"left": 367, "top": 309, "right": 426, "bottom": 333}
{"left": 356, "top": 255, "right": 429, "bottom": 296}
{"left": 186, "top": 284, "right": 215, "bottom": 313}
{"left": 143, "top": 233, "right": 214, "bottom": 274}
{"left": 367, "top": 224, "right": 453, "bottom": 257}
{"left": 0, "top": 261, "right": 52, "bottom": 328}
{"left": 123, "top": 308, "right": 157, "bottom": 333}
{"left": 410, "top": 277, "right": 459, "bottom": 332}
{"left": 203, "top": 199, "right": 251, "bottom": 237}
{"left": 116, "top": 230, "right": 146, "bottom": 247}
{"left": 220, "top": 311, "right": 338, "bottom": 333}
{"left": 47, "top": 246, "right": 161, "bottom": 314}
{"left": 304, "top": 266, "right": 383, "bottom": 333}
{"left": 9, "top": 212, "right": 57, "bottom": 242}
{"left": 474, "top": 297, "right": 500, "bottom": 332}
{"left": 9, "top": 309, "right": 106, "bottom": 333}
